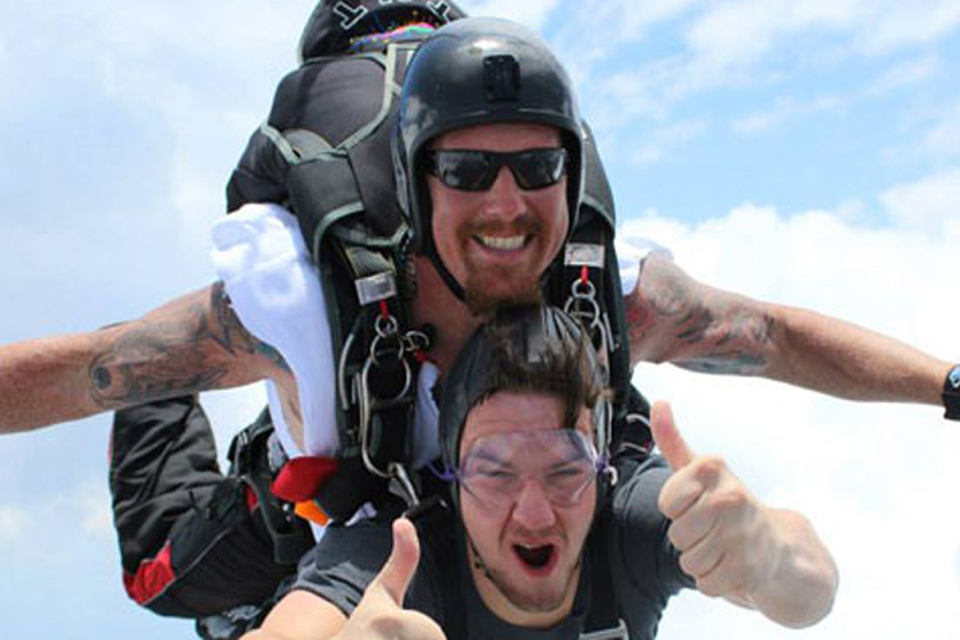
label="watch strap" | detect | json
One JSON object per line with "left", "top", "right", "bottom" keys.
{"left": 943, "top": 365, "right": 960, "bottom": 421}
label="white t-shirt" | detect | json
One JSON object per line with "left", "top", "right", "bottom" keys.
{"left": 211, "top": 202, "right": 668, "bottom": 473}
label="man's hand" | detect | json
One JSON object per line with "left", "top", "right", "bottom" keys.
{"left": 334, "top": 518, "right": 446, "bottom": 640}
{"left": 651, "top": 401, "right": 837, "bottom": 627}
{"left": 651, "top": 401, "right": 776, "bottom": 602}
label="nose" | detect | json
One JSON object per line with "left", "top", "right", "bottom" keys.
{"left": 510, "top": 477, "right": 557, "bottom": 530}
{"left": 481, "top": 165, "right": 525, "bottom": 218}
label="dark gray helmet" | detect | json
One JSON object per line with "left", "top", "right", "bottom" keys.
{"left": 393, "top": 17, "right": 584, "bottom": 295}
{"left": 298, "top": 0, "right": 467, "bottom": 59}
{"left": 437, "top": 305, "right": 611, "bottom": 513}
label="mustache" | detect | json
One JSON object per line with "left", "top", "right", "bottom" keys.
{"left": 464, "top": 213, "right": 544, "bottom": 238}
{"left": 502, "top": 523, "right": 567, "bottom": 546}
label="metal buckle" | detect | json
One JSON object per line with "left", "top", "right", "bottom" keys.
{"left": 580, "top": 619, "right": 628, "bottom": 640}
{"left": 564, "top": 277, "right": 612, "bottom": 358}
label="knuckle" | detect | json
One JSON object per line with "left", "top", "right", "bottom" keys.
{"left": 678, "top": 551, "right": 697, "bottom": 577}
{"left": 696, "top": 574, "right": 723, "bottom": 598}
{"left": 667, "top": 522, "right": 686, "bottom": 550}
{"left": 693, "top": 456, "right": 727, "bottom": 482}
{"left": 715, "top": 487, "right": 749, "bottom": 511}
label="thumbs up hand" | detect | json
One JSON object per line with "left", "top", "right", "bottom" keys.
{"left": 334, "top": 518, "right": 446, "bottom": 640}
{"left": 650, "top": 401, "right": 838, "bottom": 628}
{"left": 651, "top": 401, "right": 778, "bottom": 603}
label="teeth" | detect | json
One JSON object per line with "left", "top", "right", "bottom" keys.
{"left": 478, "top": 234, "right": 524, "bottom": 250}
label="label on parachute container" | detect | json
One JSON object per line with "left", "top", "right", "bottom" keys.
{"left": 565, "top": 243, "right": 605, "bottom": 268}
{"left": 355, "top": 271, "right": 397, "bottom": 305}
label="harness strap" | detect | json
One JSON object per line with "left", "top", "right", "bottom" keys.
{"left": 227, "top": 413, "right": 315, "bottom": 565}
{"left": 583, "top": 513, "right": 628, "bottom": 639}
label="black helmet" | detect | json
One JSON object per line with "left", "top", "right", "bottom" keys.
{"left": 393, "top": 17, "right": 584, "bottom": 295}
{"left": 437, "top": 305, "right": 611, "bottom": 514}
{"left": 298, "top": 0, "right": 467, "bottom": 59}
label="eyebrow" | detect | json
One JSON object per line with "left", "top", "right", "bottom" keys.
{"left": 464, "top": 449, "right": 514, "bottom": 467}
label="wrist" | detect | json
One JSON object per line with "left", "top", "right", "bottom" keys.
{"left": 943, "top": 365, "right": 960, "bottom": 421}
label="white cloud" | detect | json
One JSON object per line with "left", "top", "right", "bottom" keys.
{"left": 853, "top": 0, "right": 960, "bottom": 54}
{"left": 732, "top": 95, "right": 843, "bottom": 135}
{"left": 880, "top": 94, "right": 960, "bottom": 166}
{"left": 575, "top": 0, "right": 960, "bottom": 139}
{"left": 879, "top": 166, "right": 960, "bottom": 233}
{"left": 868, "top": 54, "right": 940, "bottom": 95}
{"left": 921, "top": 97, "right": 960, "bottom": 159}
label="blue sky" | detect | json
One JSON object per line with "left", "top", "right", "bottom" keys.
{"left": 1, "top": 1, "right": 959, "bottom": 637}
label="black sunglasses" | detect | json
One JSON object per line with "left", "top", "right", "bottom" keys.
{"left": 425, "top": 148, "right": 567, "bottom": 192}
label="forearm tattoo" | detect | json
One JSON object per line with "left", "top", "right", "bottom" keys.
{"left": 627, "top": 258, "right": 775, "bottom": 375}
{"left": 676, "top": 308, "right": 775, "bottom": 375}
{"left": 87, "top": 283, "right": 288, "bottom": 408}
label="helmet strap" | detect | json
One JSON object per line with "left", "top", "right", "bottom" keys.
{"left": 427, "top": 247, "right": 467, "bottom": 302}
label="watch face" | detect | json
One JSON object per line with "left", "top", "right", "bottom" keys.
{"left": 950, "top": 365, "right": 960, "bottom": 390}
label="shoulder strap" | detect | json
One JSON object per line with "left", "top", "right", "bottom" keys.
{"left": 581, "top": 515, "right": 628, "bottom": 639}
{"left": 226, "top": 41, "right": 429, "bottom": 522}
{"left": 280, "top": 43, "right": 428, "bottom": 521}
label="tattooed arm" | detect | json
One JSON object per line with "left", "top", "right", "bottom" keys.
{"left": 625, "top": 251, "right": 951, "bottom": 404}
{"left": 0, "top": 282, "right": 288, "bottom": 434}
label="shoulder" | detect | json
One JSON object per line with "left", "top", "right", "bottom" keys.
{"left": 608, "top": 454, "right": 672, "bottom": 531}
{"left": 603, "top": 454, "right": 694, "bottom": 596}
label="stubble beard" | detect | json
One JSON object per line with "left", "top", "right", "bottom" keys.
{"left": 463, "top": 267, "right": 544, "bottom": 317}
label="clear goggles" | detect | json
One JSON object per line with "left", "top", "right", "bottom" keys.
{"left": 453, "top": 429, "right": 605, "bottom": 512}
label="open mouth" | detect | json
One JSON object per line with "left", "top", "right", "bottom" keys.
{"left": 513, "top": 543, "right": 555, "bottom": 570}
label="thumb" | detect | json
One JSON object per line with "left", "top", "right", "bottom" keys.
{"left": 650, "top": 401, "right": 695, "bottom": 470}
{"left": 373, "top": 517, "right": 421, "bottom": 606}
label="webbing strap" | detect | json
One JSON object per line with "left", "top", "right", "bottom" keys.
{"left": 343, "top": 245, "right": 395, "bottom": 280}
{"left": 583, "top": 517, "right": 627, "bottom": 639}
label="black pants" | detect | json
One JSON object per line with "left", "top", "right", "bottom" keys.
{"left": 108, "top": 396, "right": 307, "bottom": 634}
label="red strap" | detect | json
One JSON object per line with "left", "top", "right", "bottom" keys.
{"left": 270, "top": 456, "right": 340, "bottom": 503}
{"left": 123, "top": 542, "right": 175, "bottom": 605}
{"left": 246, "top": 485, "right": 259, "bottom": 511}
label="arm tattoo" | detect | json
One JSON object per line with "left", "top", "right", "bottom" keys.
{"left": 88, "top": 317, "right": 229, "bottom": 408}
{"left": 208, "top": 282, "right": 290, "bottom": 373}
{"left": 676, "top": 312, "right": 775, "bottom": 375}
{"left": 87, "top": 283, "right": 289, "bottom": 408}
{"left": 629, "top": 255, "right": 776, "bottom": 373}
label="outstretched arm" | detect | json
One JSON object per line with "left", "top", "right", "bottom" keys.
{"left": 0, "top": 282, "right": 286, "bottom": 434}
{"left": 651, "top": 402, "right": 838, "bottom": 628}
{"left": 625, "top": 251, "right": 952, "bottom": 405}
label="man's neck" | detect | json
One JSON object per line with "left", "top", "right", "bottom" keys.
{"left": 411, "top": 256, "right": 488, "bottom": 373}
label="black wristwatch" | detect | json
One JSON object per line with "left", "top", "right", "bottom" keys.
{"left": 943, "top": 364, "right": 960, "bottom": 421}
